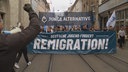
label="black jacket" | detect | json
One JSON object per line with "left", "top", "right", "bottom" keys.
{"left": 0, "top": 12, "right": 40, "bottom": 72}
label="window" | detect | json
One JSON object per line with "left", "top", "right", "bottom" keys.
{"left": 0, "top": 13, "right": 4, "bottom": 24}
{"left": 125, "top": 9, "right": 128, "bottom": 19}
{"left": 120, "top": 21, "right": 124, "bottom": 26}
{"left": 83, "top": 4, "right": 85, "bottom": 8}
{"left": 116, "top": 21, "right": 120, "bottom": 32}
{"left": 116, "top": 11, "right": 120, "bottom": 20}
{"left": 120, "top": 10, "right": 124, "bottom": 19}
{"left": 91, "top": 2, "right": 93, "bottom": 5}
{"left": 86, "top": 2, "right": 88, "bottom": 5}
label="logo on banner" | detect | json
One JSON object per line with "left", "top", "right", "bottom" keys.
{"left": 42, "top": 16, "right": 47, "bottom": 23}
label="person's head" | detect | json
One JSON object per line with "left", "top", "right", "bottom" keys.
{"left": 40, "top": 26, "right": 44, "bottom": 32}
{"left": 121, "top": 26, "right": 125, "bottom": 30}
{"left": 59, "top": 26, "right": 63, "bottom": 31}
{"left": 65, "top": 26, "right": 69, "bottom": 31}
{"left": 0, "top": 22, "right": 3, "bottom": 32}
{"left": 82, "top": 24, "right": 87, "bottom": 30}
{"left": 90, "top": 26, "right": 95, "bottom": 31}
{"left": 108, "top": 26, "right": 113, "bottom": 30}
{"left": 47, "top": 26, "right": 52, "bottom": 32}
{"left": 120, "top": 26, "right": 124, "bottom": 31}
{"left": 57, "top": 26, "right": 60, "bottom": 31}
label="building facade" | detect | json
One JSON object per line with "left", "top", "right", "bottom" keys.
{"left": 68, "top": 0, "right": 99, "bottom": 29}
{"left": 68, "top": 0, "right": 82, "bottom": 12}
{"left": 99, "top": 0, "right": 128, "bottom": 34}
{"left": 0, "top": 0, "right": 49, "bottom": 30}
{"left": 31, "top": 0, "right": 50, "bottom": 14}
{"left": 82, "top": 0, "right": 99, "bottom": 29}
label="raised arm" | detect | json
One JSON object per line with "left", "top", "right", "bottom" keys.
{"left": 5, "top": 4, "right": 41, "bottom": 50}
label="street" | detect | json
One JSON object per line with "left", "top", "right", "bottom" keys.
{"left": 15, "top": 41, "right": 128, "bottom": 72}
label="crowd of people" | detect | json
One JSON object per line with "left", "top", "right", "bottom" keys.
{"left": 41, "top": 24, "right": 126, "bottom": 49}
{"left": 40, "top": 24, "right": 115, "bottom": 33}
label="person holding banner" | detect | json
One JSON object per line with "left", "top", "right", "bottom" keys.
{"left": 89, "top": 26, "right": 95, "bottom": 31}
{"left": 108, "top": 26, "right": 114, "bottom": 31}
{"left": 0, "top": 4, "right": 40, "bottom": 72}
{"left": 103, "top": 27, "right": 108, "bottom": 31}
{"left": 81, "top": 24, "right": 88, "bottom": 31}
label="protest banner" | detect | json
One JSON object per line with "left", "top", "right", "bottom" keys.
{"left": 39, "top": 12, "right": 93, "bottom": 28}
{"left": 27, "top": 31, "right": 116, "bottom": 54}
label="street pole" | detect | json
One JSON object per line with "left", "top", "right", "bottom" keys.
{"left": 94, "top": 0, "right": 99, "bottom": 30}
{"left": 18, "top": 0, "right": 21, "bottom": 23}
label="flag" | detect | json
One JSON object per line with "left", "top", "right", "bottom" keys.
{"left": 106, "top": 11, "right": 116, "bottom": 28}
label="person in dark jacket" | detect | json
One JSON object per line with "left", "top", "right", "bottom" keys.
{"left": 0, "top": 4, "right": 41, "bottom": 72}
{"left": 14, "top": 46, "right": 31, "bottom": 69}
{"left": 14, "top": 26, "right": 31, "bottom": 69}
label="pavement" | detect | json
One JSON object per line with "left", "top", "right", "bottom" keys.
{"left": 15, "top": 41, "right": 128, "bottom": 72}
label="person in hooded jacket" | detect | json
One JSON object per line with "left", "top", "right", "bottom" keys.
{"left": 0, "top": 4, "right": 41, "bottom": 72}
